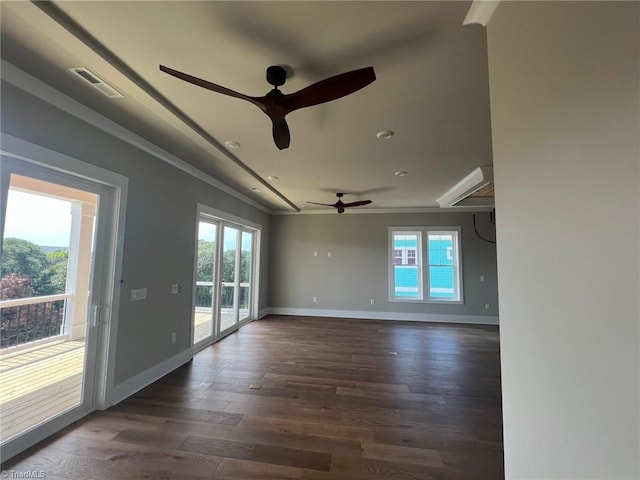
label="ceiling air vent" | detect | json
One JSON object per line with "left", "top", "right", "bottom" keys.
{"left": 69, "top": 67, "right": 123, "bottom": 98}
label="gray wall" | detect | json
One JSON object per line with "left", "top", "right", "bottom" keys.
{"left": 269, "top": 211, "right": 498, "bottom": 320}
{"left": 1, "top": 82, "right": 271, "bottom": 385}
{"left": 488, "top": 2, "right": 639, "bottom": 478}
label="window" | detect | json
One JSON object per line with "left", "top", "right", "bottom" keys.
{"left": 427, "top": 230, "right": 462, "bottom": 302}
{"left": 389, "top": 227, "right": 463, "bottom": 303}
{"left": 390, "top": 231, "right": 423, "bottom": 300}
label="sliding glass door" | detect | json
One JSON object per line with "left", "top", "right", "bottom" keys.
{"left": 0, "top": 156, "right": 118, "bottom": 456}
{"left": 192, "top": 212, "right": 257, "bottom": 349}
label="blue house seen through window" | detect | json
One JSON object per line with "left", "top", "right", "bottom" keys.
{"left": 393, "top": 234, "right": 455, "bottom": 299}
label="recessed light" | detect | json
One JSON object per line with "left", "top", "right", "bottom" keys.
{"left": 251, "top": 187, "right": 261, "bottom": 192}
{"left": 376, "top": 130, "right": 395, "bottom": 140}
{"left": 224, "top": 140, "right": 240, "bottom": 149}
{"left": 267, "top": 175, "right": 280, "bottom": 181}
{"left": 395, "top": 170, "right": 408, "bottom": 177}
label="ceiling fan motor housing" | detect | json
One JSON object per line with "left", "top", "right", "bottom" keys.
{"left": 266, "top": 65, "right": 287, "bottom": 88}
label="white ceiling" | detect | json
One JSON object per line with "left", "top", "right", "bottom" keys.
{"left": 1, "top": 1, "right": 493, "bottom": 213}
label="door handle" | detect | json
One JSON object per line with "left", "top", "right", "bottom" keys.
{"left": 92, "top": 304, "right": 103, "bottom": 327}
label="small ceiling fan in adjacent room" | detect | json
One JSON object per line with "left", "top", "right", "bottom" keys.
{"left": 159, "top": 64, "right": 376, "bottom": 150}
{"left": 307, "top": 192, "right": 372, "bottom": 214}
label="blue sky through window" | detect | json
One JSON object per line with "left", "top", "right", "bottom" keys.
{"left": 3, "top": 190, "right": 72, "bottom": 247}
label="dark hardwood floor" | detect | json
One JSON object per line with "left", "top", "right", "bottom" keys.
{"left": 3, "top": 315, "right": 504, "bottom": 479}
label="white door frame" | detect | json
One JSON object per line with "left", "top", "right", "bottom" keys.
{"left": 0, "top": 133, "right": 128, "bottom": 461}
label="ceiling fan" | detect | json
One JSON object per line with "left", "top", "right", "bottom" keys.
{"left": 308, "top": 192, "right": 372, "bottom": 214}
{"left": 159, "top": 64, "right": 376, "bottom": 150}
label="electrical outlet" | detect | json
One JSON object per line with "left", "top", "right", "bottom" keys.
{"left": 313, "top": 251, "right": 318, "bottom": 257}
{"left": 370, "top": 298, "right": 375, "bottom": 305}
{"left": 313, "top": 296, "right": 317, "bottom": 303}
{"left": 485, "top": 303, "right": 491, "bottom": 310}
{"left": 131, "top": 288, "right": 147, "bottom": 301}
{"left": 480, "top": 275, "right": 485, "bottom": 282}
{"left": 171, "top": 332, "right": 176, "bottom": 343}
{"left": 171, "top": 283, "right": 180, "bottom": 294}
{"left": 327, "top": 251, "right": 332, "bottom": 257}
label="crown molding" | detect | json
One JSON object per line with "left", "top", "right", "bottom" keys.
{"left": 272, "top": 205, "right": 494, "bottom": 215}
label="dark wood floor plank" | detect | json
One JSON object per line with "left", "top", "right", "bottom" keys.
{"left": 238, "top": 415, "right": 375, "bottom": 443}
{"left": 215, "top": 458, "right": 304, "bottom": 479}
{"left": 178, "top": 434, "right": 332, "bottom": 471}
{"left": 2, "top": 315, "right": 503, "bottom": 478}
{"left": 158, "top": 418, "right": 363, "bottom": 457}
{"left": 110, "top": 400, "right": 244, "bottom": 426}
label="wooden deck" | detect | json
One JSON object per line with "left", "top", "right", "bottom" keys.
{"left": 0, "top": 340, "right": 85, "bottom": 443}
{"left": 194, "top": 309, "right": 247, "bottom": 344}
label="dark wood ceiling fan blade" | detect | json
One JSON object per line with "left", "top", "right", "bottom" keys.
{"left": 159, "top": 65, "right": 263, "bottom": 107}
{"left": 281, "top": 67, "right": 376, "bottom": 112}
{"left": 270, "top": 115, "right": 291, "bottom": 150}
{"left": 343, "top": 200, "right": 373, "bottom": 208}
{"left": 307, "top": 201, "right": 335, "bottom": 207}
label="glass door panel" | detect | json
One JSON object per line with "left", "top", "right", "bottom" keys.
{"left": 0, "top": 169, "right": 100, "bottom": 445}
{"left": 193, "top": 221, "right": 217, "bottom": 346}
{"left": 239, "top": 231, "right": 253, "bottom": 321}
{"left": 220, "top": 226, "right": 238, "bottom": 332}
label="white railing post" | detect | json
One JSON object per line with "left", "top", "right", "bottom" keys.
{"left": 65, "top": 200, "right": 96, "bottom": 341}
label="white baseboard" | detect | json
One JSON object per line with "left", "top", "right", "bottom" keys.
{"left": 108, "top": 349, "right": 193, "bottom": 407}
{"left": 266, "top": 307, "right": 499, "bottom": 325}
{"left": 258, "top": 307, "right": 272, "bottom": 319}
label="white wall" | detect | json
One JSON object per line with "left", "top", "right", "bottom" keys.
{"left": 488, "top": 2, "right": 639, "bottom": 478}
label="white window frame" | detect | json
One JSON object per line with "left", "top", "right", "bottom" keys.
{"left": 388, "top": 226, "right": 463, "bottom": 304}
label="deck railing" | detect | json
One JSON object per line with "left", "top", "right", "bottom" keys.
{"left": 0, "top": 294, "right": 71, "bottom": 349}
{"left": 195, "top": 281, "right": 250, "bottom": 309}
